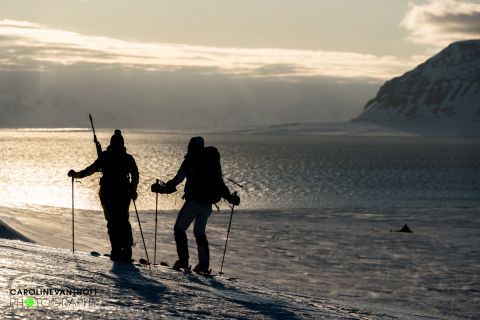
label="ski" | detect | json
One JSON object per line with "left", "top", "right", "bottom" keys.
{"left": 171, "top": 265, "right": 219, "bottom": 278}
{"left": 90, "top": 251, "right": 150, "bottom": 267}
{"left": 90, "top": 251, "right": 111, "bottom": 258}
{"left": 132, "top": 260, "right": 150, "bottom": 267}
{"left": 153, "top": 261, "right": 228, "bottom": 279}
{"left": 153, "top": 261, "right": 170, "bottom": 267}
{"left": 193, "top": 270, "right": 217, "bottom": 278}
{"left": 172, "top": 265, "right": 192, "bottom": 274}
{"left": 87, "top": 220, "right": 236, "bottom": 272}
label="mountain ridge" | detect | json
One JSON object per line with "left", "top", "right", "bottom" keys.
{"left": 356, "top": 40, "right": 480, "bottom": 123}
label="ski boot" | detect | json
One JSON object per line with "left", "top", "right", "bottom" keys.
{"left": 118, "top": 246, "right": 133, "bottom": 263}
{"left": 109, "top": 247, "right": 121, "bottom": 262}
{"left": 172, "top": 260, "right": 191, "bottom": 272}
{"left": 193, "top": 264, "right": 211, "bottom": 276}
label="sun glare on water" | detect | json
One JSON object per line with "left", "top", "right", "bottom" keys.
{"left": 0, "top": 130, "right": 190, "bottom": 211}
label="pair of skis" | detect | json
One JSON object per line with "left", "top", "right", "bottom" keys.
{"left": 90, "top": 251, "right": 217, "bottom": 277}
{"left": 90, "top": 251, "right": 149, "bottom": 266}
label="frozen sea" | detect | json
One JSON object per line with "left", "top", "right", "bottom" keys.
{"left": 0, "top": 129, "right": 479, "bottom": 318}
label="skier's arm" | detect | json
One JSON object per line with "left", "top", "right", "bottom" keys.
{"left": 152, "top": 159, "right": 187, "bottom": 194}
{"left": 77, "top": 160, "right": 101, "bottom": 178}
{"left": 68, "top": 158, "right": 101, "bottom": 179}
{"left": 220, "top": 181, "right": 231, "bottom": 199}
{"left": 130, "top": 156, "right": 139, "bottom": 192}
{"left": 150, "top": 158, "right": 184, "bottom": 194}
{"left": 129, "top": 156, "right": 139, "bottom": 201}
{"left": 221, "top": 179, "right": 240, "bottom": 206}
{"left": 168, "top": 159, "right": 188, "bottom": 187}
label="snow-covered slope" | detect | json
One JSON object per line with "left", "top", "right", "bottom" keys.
{"left": 0, "top": 237, "right": 405, "bottom": 319}
{"left": 356, "top": 40, "right": 480, "bottom": 122}
{"left": 231, "top": 121, "right": 480, "bottom": 137}
{"left": 1, "top": 204, "right": 478, "bottom": 319}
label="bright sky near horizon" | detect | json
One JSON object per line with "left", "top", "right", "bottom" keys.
{"left": 1, "top": 0, "right": 479, "bottom": 80}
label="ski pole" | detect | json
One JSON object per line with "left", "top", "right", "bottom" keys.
{"left": 89, "top": 114, "right": 102, "bottom": 157}
{"left": 133, "top": 200, "right": 151, "bottom": 270}
{"left": 224, "top": 176, "right": 244, "bottom": 189}
{"left": 71, "top": 176, "right": 75, "bottom": 254}
{"left": 219, "top": 204, "right": 235, "bottom": 276}
{"left": 154, "top": 179, "right": 159, "bottom": 265}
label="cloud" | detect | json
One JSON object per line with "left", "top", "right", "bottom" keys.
{"left": 0, "top": 19, "right": 421, "bottom": 80}
{"left": 401, "top": 0, "right": 480, "bottom": 46}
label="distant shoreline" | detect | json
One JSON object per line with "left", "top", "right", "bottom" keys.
{"left": 1, "top": 120, "right": 479, "bottom": 138}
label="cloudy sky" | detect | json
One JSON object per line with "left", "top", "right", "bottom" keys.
{"left": 0, "top": 0, "right": 479, "bottom": 127}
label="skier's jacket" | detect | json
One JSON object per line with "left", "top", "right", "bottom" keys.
{"left": 170, "top": 146, "right": 230, "bottom": 204}
{"left": 75, "top": 145, "right": 139, "bottom": 197}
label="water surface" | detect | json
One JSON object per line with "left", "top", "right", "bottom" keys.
{"left": 0, "top": 129, "right": 478, "bottom": 210}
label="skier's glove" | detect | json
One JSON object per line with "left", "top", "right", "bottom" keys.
{"left": 67, "top": 170, "right": 78, "bottom": 178}
{"left": 151, "top": 180, "right": 177, "bottom": 194}
{"left": 226, "top": 192, "right": 240, "bottom": 206}
{"left": 151, "top": 181, "right": 164, "bottom": 193}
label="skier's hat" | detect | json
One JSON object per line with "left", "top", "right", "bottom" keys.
{"left": 188, "top": 136, "right": 204, "bottom": 153}
{"left": 110, "top": 129, "right": 124, "bottom": 147}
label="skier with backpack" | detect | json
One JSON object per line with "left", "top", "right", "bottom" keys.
{"left": 68, "top": 129, "right": 139, "bottom": 263}
{"left": 151, "top": 136, "right": 240, "bottom": 275}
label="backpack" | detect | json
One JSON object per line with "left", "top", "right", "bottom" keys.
{"left": 195, "top": 146, "right": 227, "bottom": 204}
{"left": 99, "top": 148, "right": 135, "bottom": 191}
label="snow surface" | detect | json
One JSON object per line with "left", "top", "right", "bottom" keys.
{"left": 1, "top": 205, "right": 479, "bottom": 319}
{"left": 1, "top": 232, "right": 409, "bottom": 319}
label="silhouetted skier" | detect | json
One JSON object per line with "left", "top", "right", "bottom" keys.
{"left": 68, "top": 129, "right": 139, "bottom": 263}
{"left": 151, "top": 136, "right": 240, "bottom": 274}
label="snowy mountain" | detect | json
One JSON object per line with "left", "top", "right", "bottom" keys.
{"left": 0, "top": 90, "right": 84, "bottom": 128}
{"left": 0, "top": 73, "right": 119, "bottom": 128}
{"left": 0, "top": 73, "right": 84, "bottom": 127}
{"left": 356, "top": 40, "right": 480, "bottom": 123}
{"left": 0, "top": 69, "right": 377, "bottom": 128}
